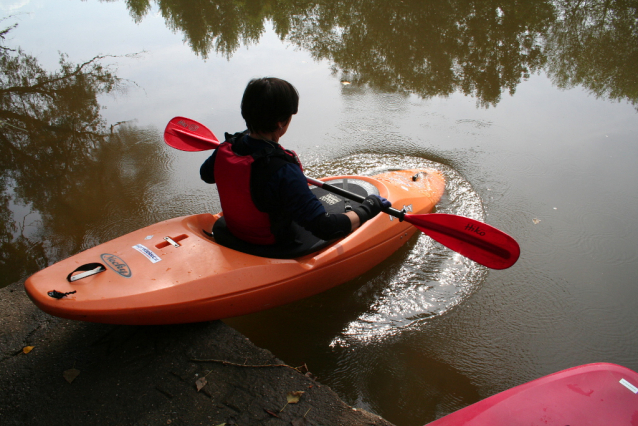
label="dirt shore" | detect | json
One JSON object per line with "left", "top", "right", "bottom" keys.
{"left": 0, "top": 281, "right": 394, "bottom": 426}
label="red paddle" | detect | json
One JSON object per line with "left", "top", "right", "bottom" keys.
{"left": 164, "top": 116, "right": 219, "bottom": 151}
{"left": 164, "top": 117, "right": 520, "bottom": 269}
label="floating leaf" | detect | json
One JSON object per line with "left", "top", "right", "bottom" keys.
{"left": 195, "top": 377, "right": 207, "bottom": 391}
{"left": 63, "top": 368, "right": 80, "bottom": 383}
{"left": 22, "top": 346, "right": 35, "bottom": 354}
{"left": 287, "top": 391, "right": 305, "bottom": 404}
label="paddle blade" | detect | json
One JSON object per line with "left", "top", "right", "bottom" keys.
{"left": 164, "top": 116, "right": 219, "bottom": 151}
{"left": 405, "top": 213, "right": 520, "bottom": 269}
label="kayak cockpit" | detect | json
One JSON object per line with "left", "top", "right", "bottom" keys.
{"left": 199, "top": 177, "right": 383, "bottom": 259}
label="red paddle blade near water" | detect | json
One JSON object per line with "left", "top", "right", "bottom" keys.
{"left": 405, "top": 213, "right": 520, "bottom": 270}
{"left": 164, "top": 116, "right": 219, "bottom": 151}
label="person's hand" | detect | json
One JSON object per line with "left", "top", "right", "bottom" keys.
{"left": 352, "top": 194, "right": 391, "bottom": 224}
{"left": 371, "top": 194, "right": 391, "bottom": 209}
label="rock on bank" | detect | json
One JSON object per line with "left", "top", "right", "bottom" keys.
{"left": 0, "top": 281, "right": 394, "bottom": 426}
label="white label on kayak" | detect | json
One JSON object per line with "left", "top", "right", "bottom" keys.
{"left": 133, "top": 244, "right": 162, "bottom": 263}
{"left": 145, "top": 235, "right": 153, "bottom": 240}
{"left": 320, "top": 193, "right": 341, "bottom": 205}
{"left": 620, "top": 378, "right": 638, "bottom": 394}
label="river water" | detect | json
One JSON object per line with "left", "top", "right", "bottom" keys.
{"left": 2, "top": 1, "right": 637, "bottom": 425}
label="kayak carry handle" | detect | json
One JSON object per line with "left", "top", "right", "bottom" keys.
{"left": 66, "top": 263, "right": 106, "bottom": 282}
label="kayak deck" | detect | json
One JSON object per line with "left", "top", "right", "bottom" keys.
{"left": 427, "top": 363, "right": 638, "bottom": 425}
{"left": 25, "top": 169, "right": 445, "bottom": 324}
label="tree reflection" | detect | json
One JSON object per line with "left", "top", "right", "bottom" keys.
{"left": 119, "top": 0, "right": 637, "bottom": 108}
{"left": 0, "top": 23, "right": 169, "bottom": 287}
{"left": 123, "top": 0, "right": 279, "bottom": 58}
{"left": 288, "top": 0, "right": 552, "bottom": 107}
{"left": 546, "top": 0, "right": 638, "bottom": 107}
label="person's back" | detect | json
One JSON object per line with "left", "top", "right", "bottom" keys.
{"left": 200, "top": 77, "right": 389, "bottom": 253}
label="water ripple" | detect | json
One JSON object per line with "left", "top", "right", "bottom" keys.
{"left": 304, "top": 153, "right": 488, "bottom": 348}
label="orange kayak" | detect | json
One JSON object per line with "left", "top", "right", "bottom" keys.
{"left": 24, "top": 169, "right": 445, "bottom": 325}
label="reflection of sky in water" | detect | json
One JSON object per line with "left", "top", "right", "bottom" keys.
{"left": 306, "top": 154, "right": 488, "bottom": 347}
{"left": 5, "top": 1, "right": 337, "bottom": 133}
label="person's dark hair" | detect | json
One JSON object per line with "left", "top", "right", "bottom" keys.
{"left": 241, "top": 77, "right": 299, "bottom": 133}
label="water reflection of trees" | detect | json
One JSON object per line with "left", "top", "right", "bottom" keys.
{"left": 546, "top": 0, "right": 638, "bottom": 107}
{"left": 294, "top": 0, "right": 553, "bottom": 106}
{"left": 121, "top": 0, "right": 637, "bottom": 107}
{"left": 124, "top": 0, "right": 283, "bottom": 58}
{"left": 0, "top": 24, "right": 170, "bottom": 287}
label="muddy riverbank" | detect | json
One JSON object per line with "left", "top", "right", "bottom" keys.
{"left": 0, "top": 281, "right": 394, "bottom": 426}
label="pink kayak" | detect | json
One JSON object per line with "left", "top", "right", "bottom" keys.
{"left": 427, "top": 363, "right": 638, "bottom": 425}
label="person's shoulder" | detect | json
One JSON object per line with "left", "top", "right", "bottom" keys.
{"left": 275, "top": 162, "right": 305, "bottom": 180}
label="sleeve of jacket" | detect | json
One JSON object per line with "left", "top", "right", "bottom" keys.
{"left": 270, "top": 164, "right": 351, "bottom": 240}
{"left": 200, "top": 149, "right": 218, "bottom": 183}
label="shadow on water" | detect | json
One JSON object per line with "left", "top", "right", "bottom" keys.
{"left": 118, "top": 0, "right": 637, "bottom": 109}
{"left": 0, "top": 23, "right": 172, "bottom": 288}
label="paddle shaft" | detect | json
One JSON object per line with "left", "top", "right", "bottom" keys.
{"left": 307, "top": 176, "right": 402, "bottom": 216}
{"left": 309, "top": 176, "right": 510, "bottom": 259}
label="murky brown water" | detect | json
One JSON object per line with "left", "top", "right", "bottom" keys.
{"left": 2, "top": 1, "right": 637, "bottom": 425}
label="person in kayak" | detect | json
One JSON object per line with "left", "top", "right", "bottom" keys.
{"left": 200, "top": 77, "right": 390, "bottom": 253}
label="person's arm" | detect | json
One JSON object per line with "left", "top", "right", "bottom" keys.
{"left": 303, "top": 194, "right": 388, "bottom": 239}
{"left": 200, "top": 149, "right": 218, "bottom": 184}
{"left": 305, "top": 211, "right": 354, "bottom": 240}
{"left": 345, "top": 211, "right": 361, "bottom": 231}
{"left": 347, "top": 194, "right": 389, "bottom": 229}
{"left": 273, "top": 164, "right": 388, "bottom": 240}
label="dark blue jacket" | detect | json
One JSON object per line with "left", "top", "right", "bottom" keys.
{"left": 200, "top": 133, "right": 351, "bottom": 243}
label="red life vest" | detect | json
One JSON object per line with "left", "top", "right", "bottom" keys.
{"left": 213, "top": 138, "right": 302, "bottom": 245}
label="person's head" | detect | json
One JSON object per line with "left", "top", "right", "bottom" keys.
{"left": 241, "top": 77, "right": 299, "bottom": 134}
